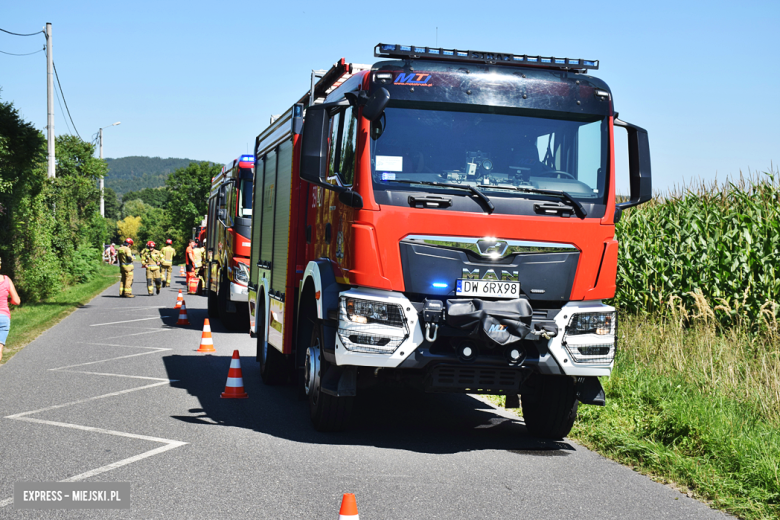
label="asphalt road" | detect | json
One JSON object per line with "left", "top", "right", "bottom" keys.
{"left": 0, "top": 265, "right": 728, "bottom": 519}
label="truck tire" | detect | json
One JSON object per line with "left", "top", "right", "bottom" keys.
{"left": 521, "top": 374, "right": 578, "bottom": 439}
{"left": 257, "top": 296, "right": 286, "bottom": 385}
{"left": 305, "top": 320, "right": 353, "bottom": 432}
{"left": 207, "top": 269, "right": 219, "bottom": 319}
{"left": 218, "top": 270, "right": 245, "bottom": 330}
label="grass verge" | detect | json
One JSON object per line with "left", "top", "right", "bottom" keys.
{"left": 1, "top": 263, "right": 119, "bottom": 365}
{"left": 570, "top": 314, "right": 780, "bottom": 519}
{"left": 489, "top": 313, "right": 780, "bottom": 519}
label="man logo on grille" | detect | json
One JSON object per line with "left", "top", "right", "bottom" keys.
{"left": 476, "top": 239, "right": 508, "bottom": 258}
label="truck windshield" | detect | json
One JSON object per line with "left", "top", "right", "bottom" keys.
{"left": 371, "top": 107, "right": 609, "bottom": 204}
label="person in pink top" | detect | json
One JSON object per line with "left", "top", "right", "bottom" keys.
{"left": 0, "top": 257, "right": 21, "bottom": 362}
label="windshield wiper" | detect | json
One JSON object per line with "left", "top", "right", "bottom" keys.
{"left": 383, "top": 179, "right": 495, "bottom": 214}
{"left": 477, "top": 185, "right": 587, "bottom": 219}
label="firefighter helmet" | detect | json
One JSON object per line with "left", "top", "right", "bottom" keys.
{"left": 165, "top": 239, "right": 172, "bottom": 245}
{"left": 124, "top": 238, "right": 134, "bottom": 246}
{"left": 147, "top": 241, "right": 155, "bottom": 249}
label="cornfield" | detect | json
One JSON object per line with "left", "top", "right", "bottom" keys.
{"left": 615, "top": 170, "right": 780, "bottom": 332}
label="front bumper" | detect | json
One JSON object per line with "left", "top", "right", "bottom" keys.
{"left": 334, "top": 288, "right": 614, "bottom": 377}
{"left": 229, "top": 282, "right": 248, "bottom": 302}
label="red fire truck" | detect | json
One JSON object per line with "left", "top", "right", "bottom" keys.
{"left": 206, "top": 155, "right": 254, "bottom": 329}
{"left": 247, "top": 44, "right": 651, "bottom": 436}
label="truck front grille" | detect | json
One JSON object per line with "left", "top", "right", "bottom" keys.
{"left": 426, "top": 365, "right": 522, "bottom": 394}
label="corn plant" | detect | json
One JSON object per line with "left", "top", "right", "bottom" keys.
{"left": 615, "top": 171, "right": 780, "bottom": 331}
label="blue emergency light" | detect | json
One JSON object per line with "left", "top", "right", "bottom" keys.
{"left": 375, "top": 43, "right": 598, "bottom": 71}
{"left": 237, "top": 155, "right": 255, "bottom": 169}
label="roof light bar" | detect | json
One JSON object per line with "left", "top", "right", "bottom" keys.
{"left": 375, "top": 43, "right": 598, "bottom": 71}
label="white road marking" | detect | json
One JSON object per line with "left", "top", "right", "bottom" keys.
{"left": 90, "top": 316, "right": 162, "bottom": 326}
{"left": 82, "top": 342, "right": 165, "bottom": 349}
{"left": 104, "top": 328, "right": 175, "bottom": 339}
{"left": 1, "top": 307, "right": 191, "bottom": 509}
{"left": 62, "top": 442, "right": 186, "bottom": 482}
{"left": 54, "top": 370, "right": 173, "bottom": 382}
{"left": 6, "top": 381, "right": 173, "bottom": 419}
{"left": 100, "top": 306, "right": 168, "bottom": 311}
{"left": 10, "top": 416, "right": 185, "bottom": 445}
{"left": 49, "top": 348, "right": 170, "bottom": 371}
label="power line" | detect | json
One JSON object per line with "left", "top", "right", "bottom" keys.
{"left": 0, "top": 27, "right": 44, "bottom": 37}
{"left": 53, "top": 81, "right": 73, "bottom": 135}
{"left": 52, "top": 60, "right": 81, "bottom": 139}
{"left": 0, "top": 47, "right": 44, "bottom": 56}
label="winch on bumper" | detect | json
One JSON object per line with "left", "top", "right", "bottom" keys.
{"left": 333, "top": 289, "right": 616, "bottom": 395}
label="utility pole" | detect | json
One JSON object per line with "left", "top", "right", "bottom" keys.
{"left": 46, "top": 22, "right": 55, "bottom": 178}
{"left": 98, "top": 122, "right": 120, "bottom": 217}
{"left": 99, "top": 128, "right": 104, "bottom": 216}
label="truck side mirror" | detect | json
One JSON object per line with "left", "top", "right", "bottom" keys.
{"left": 362, "top": 87, "right": 390, "bottom": 122}
{"left": 614, "top": 118, "right": 652, "bottom": 210}
{"left": 300, "top": 106, "right": 331, "bottom": 185}
{"left": 338, "top": 189, "right": 363, "bottom": 209}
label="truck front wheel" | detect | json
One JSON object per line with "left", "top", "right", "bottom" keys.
{"left": 207, "top": 268, "right": 219, "bottom": 318}
{"left": 521, "top": 374, "right": 578, "bottom": 439}
{"left": 218, "top": 270, "right": 247, "bottom": 331}
{"left": 305, "top": 320, "right": 353, "bottom": 432}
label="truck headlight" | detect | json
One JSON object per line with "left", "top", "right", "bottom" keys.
{"left": 338, "top": 297, "right": 408, "bottom": 354}
{"left": 563, "top": 311, "right": 616, "bottom": 363}
{"left": 234, "top": 262, "right": 249, "bottom": 285}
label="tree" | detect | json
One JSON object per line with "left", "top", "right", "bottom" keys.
{"left": 122, "top": 187, "right": 168, "bottom": 208}
{"left": 163, "top": 161, "right": 220, "bottom": 259}
{"left": 0, "top": 95, "right": 59, "bottom": 300}
{"left": 0, "top": 93, "right": 110, "bottom": 301}
{"left": 116, "top": 216, "right": 142, "bottom": 247}
{"left": 137, "top": 206, "right": 167, "bottom": 246}
{"left": 121, "top": 198, "right": 150, "bottom": 220}
{"left": 104, "top": 187, "right": 120, "bottom": 220}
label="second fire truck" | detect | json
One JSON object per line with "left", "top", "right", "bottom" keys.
{"left": 206, "top": 155, "right": 254, "bottom": 329}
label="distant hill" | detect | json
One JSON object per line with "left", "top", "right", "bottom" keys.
{"left": 104, "top": 156, "right": 214, "bottom": 196}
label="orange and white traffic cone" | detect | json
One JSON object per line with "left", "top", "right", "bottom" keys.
{"left": 180, "top": 265, "right": 185, "bottom": 276}
{"left": 338, "top": 493, "right": 359, "bottom": 519}
{"left": 197, "top": 319, "right": 215, "bottom": 353}
{"left": 221, "top": 350, "right": 248, "bottom": 398}
{"left": 176, "top": 301, "right": 190, "bottom": 326}
{"left": 174, "top": 290, "right": 183, "bottom": 309}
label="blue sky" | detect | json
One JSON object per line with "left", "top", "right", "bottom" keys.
{"left": 2, "top": 0, "right": 778, "bottom": 194}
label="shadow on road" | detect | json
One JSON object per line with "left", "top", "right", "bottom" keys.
{"left": 162, "top": 351, "right": 576, "bottom": 456}
{"left": 156, "top": 302, "right": 251, "bottom": 333}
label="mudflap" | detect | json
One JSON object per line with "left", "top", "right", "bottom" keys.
{"left": 576, "top": 376, "right": 606, "bottom": 406}
{"left": 321, "top": 365, "right": 357, "bottom": 397}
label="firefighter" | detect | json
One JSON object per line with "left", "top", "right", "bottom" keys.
{"left": 160, "top": 239, "right": 176, "bottom": 287}
{"left": 140, "top": 241, "right": 163, "bottom": 295}
{"left": 192, "top": 241, "right": 206, "bottom": 293}
{"left": 185, "top": 239, "right": 195, "bottom": 274}
{"left": 117, "top": 239, "right": 135, "bottom": 298}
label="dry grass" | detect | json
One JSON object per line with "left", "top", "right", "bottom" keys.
{"left": 620, "top": 312, "right": 780, "bottom": 426}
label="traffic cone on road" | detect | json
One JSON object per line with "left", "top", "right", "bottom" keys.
{"left": 338, "top": 493, "right": 359, "bottom": 519}
{"left": 180, "top": 265, "right": 185, "bottom": 276}
{"left": 221, "top": 350, "right": 248, "bottom": 398}
{"left": 196, "top": 319, "right": 215, "bottom": 353}
{"left": 174, "top": 290, "right": 183, "bottom": 309}
{"left": 176, "top": 301, "right": 190, "bottom": 326}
